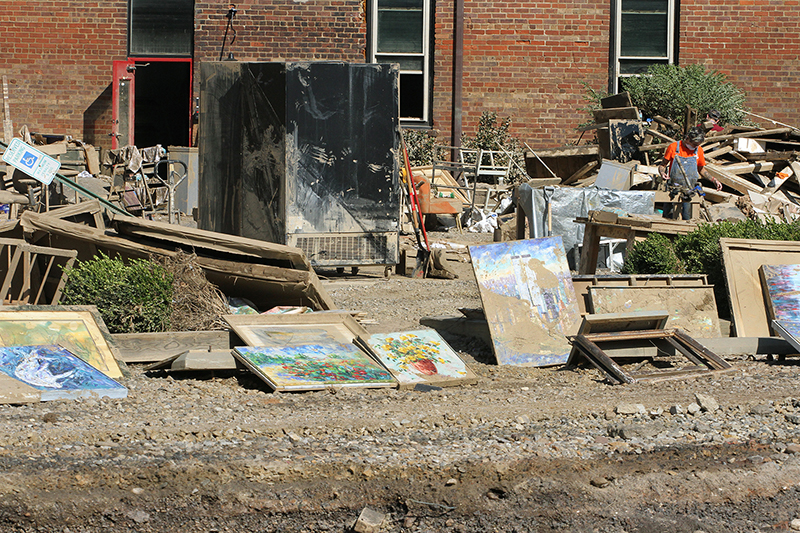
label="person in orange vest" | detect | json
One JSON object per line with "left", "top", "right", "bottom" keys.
{"left": 657, "top": 126, "right": 722, "bottom": 220}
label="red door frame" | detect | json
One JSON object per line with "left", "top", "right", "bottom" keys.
{"left": 111, "top": 57, "right": 193, "bottom": 149}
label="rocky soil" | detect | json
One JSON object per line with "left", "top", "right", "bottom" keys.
{"left": 2, "top": 231, "right": 800, "bottom": 532}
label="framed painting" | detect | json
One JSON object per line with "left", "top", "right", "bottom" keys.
{"left": 760, "top": 264, "right": 800, "bottom": 325}
{"left": 469, "top": 237, "right": 581, "bottom": 366}
{"left": 0, "top": 345, "right": 127, "bottom": 401}
{"left": 0, "top": 307, "right": 123, "bottom": 379}
{"left": 233, "top": 341, "right": 396, "bottom": 392}
{"left": 771, "top": 319, "right": 800, "bottom": 353}
{"left": 224, "top": 312, "right": 368, "bottom": 347}
{"left": 365, "top": 329, "right": 478, "bottom": 388}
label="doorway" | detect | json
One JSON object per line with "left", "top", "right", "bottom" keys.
{"left": 112, "top": 59, "right": 192, "bottom": 149}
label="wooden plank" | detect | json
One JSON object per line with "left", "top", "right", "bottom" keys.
{"left": 704, "top": 163, "right": 763, "bottom": 194}
{"left": 703, "top": 127, "right": 794, "bottom": 143}
{"left": 593, "top": 107, "right": 640, "bottom": 123}
{"left": 647, "top": 129, "right": 677, "bottom": 144}
{"left": 111, "top": 330, "right": 230, "bottom": 363}
{"left": 2, "top": 75, "right": 11, "bottom": 145}
{"left": 562, "top": 160, "right": 598, "bottom": 186}
{"left": 720, "top": 161, "right": 776, "bottom": 175}
{"left": 600, "top": 92, "right": 632, "bottom": 109}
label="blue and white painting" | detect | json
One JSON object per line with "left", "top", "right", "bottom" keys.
{"left": 469, "top": 237, "right": 581, "bottom": 366}
{"left": 761, "top": 264, "right": 800, "bottom": 322}
{"left": 0, "top": 345, "right": 127, "bottom": 401}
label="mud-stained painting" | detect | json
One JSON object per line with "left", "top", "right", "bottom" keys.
{"left": 469, "top": 237, "right": 581, "bottom": 366}
{"left": 760, "top": 264, "right": 800, "bottom": 323}
{"left": 0, "top": 345, "right": 127, "bottom": 401}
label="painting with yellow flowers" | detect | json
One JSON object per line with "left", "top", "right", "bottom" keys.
{"left": 366, "top": 330, "right": 477, "bottom": 388}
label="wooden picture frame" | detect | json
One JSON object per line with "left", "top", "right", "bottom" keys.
{"left": 0, "top": 306, "right": 123, "bottom": 379}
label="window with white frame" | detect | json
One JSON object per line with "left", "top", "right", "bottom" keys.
{"left": 369, "top": 0, "right": 432, "bottom": 125}
{"left": 613, "top": 0, "right": 676, "bottom": 92}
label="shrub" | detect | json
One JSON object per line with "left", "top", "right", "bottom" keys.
{"left": 621, "top": 64, "right": 748, "bottom": 131}
{"left": 402, "top": 128, "right": 440, "bottom": 167}
{"left": 61, "top": 253, "right": 174, "bottom": 333}
{"left": 620, "top": 233, "right": 683, "bottom": 274}
{"left": 460, "top": 112, "right": 526, "bottom": 184}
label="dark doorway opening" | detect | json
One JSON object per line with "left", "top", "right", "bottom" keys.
{"left": 133, "top": 61, "right": 191, "bottom": 148}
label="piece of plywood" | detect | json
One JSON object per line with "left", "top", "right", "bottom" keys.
{"left": 224, "top": 312, "right": 368, "bottom": 347}
{"left": 588, "top": 286, "right": 721, "bottom": 338}
{"left": 232, "top": 342, "right": 396, "bottom": 392}
{"left": 576, "top": 311, "right": 669, "bottom": 335}
{"left": 365, "top": 330, "right": 478, "bottom": 388}
{"left": 0, "top": 372, "right": 40, "bottom": 403}
{"left": 0, "top": 345, "right": 126, "bottom": 401}
{"left": 759, "top": 264, "right": 800, "bottom": 328}
{"left": 594, "top": 159, "right": 633, "bottom": 190}
{"left": 469, "top": 237, "right": 581, "bottom": 366}
{"left": 572, "top": 274, "right": 709, "bottom": 315}
{"left": 0, "top": 307, "right": 123, "bottom": 379}
{"left": 146, "top": 349, "right": 238, "bottom": 371}
{"left": 720, "top": 238, "right": 800, "bottom": 337}
{"left": 111, "top": 330, "right": 230, "bottom": 363}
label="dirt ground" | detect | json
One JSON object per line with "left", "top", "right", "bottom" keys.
{"left": 2, "top": 230, "right": 800, "bottom": 532}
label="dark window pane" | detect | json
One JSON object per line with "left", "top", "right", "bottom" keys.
{"left": 622, "top": 0, "right": 668, "bottom": 14}
{"left": 620, "top": 58, "right": 668, "bottom": 75}
{"left": 377, "top": 11, "right": 423, "bottom": 53}
{"left": 375, "top": 55, "right": 423, "bottom": 70}
{"left": 399, "top": 73, "right": 424, "bottom": 119}
{"left": 130, "top": 0, "right": 194, "bottom": 56}
{"left": 620, "top": 14, "right": 667, "bottom": 57}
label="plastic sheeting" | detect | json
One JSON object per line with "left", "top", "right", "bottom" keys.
{"left": 517, "top": 184, "right": 655, "bottom": 270}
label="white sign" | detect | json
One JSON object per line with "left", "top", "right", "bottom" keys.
{"left": 1, "top": 138, "right": 61, "bottom": 185}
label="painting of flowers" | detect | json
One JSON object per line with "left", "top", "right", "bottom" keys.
{"left": 233, "top": 342, "right": 396, "bottom": 392}
{"left": 367, "top": 330, "right": 477, "bottom": 388}
{"left": 0, "top": 345, "right": 127, "bottom": 401}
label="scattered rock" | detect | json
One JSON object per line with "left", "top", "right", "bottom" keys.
{"left": 608, "top": 423, "right": 660, "bottom": 440}
{"left": 126, "top": 510, "right": 150, "bottom": 524}
{"left": 615, "top": 403, "right": 645, "bottom": 416}
{"left": 786, "top": 444, "right": 800, "bottom": 454}
{"left": 669, "top": 404, "right": 684, "bottom": 415}
{"left": 590, "top": 477, "right": 611, "bottom": 488}
{"left": 694, "top": 393, "right": 719, "bottom": 413}
{"left": 750, "top": 404, "right": 774, "bottom": 416}
{"left": 687, "top": 403, "right": 702, "bottom": 415}
{"left": 353, "top": 507, "right": 385, "bottom": 533}
{"left": 791, "top": 518, "right": 800, "bottom": 531}
{"left": 446, "top": 478, "right": 458, "bottom": 486}
{"left": 786, "top": 414, "right": 800, "bottom": 425}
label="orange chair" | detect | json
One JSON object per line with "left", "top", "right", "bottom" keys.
{"left": 412, "top": 173, "right": 463, "bottom": 231}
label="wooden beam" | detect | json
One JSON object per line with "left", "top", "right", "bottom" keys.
{"left": 704, "top": 163, "right": 763, "bottom": 194}
{"left": 111, "top": 330, "right": 230, "bottom": 363}
{"left": 562, "top": 160, "right": 599, "bottom": 186}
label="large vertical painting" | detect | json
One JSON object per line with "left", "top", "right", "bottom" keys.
{"left": 366, "top": 330, "right": 478, "bottom": 388}
{"left": 233, "top": 342, "right": 396, "bottom": 392}
{"left": 0, "top": 310, "right": 123, "bottom": 379}
{"left": 760, "top": 264, "right": 800, "bottom": 324}
{"left": 0, "top": 345, "right": 127, "bottom": 401}
{"left": 469, "top": 237, "right": 581, "bottom": 366}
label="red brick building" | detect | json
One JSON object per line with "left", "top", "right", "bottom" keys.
{"left": 0, "top": 1, "right": 796, "bottom": 151}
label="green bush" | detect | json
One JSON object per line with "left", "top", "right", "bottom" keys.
{"left": 402, "top": 128, "right": 440, "bottom": 167}
{"left": 61, "top": 253, "right": 174, "bottom": 333}
{"left": 621, "top": 64, "right": 748, "bottom": 131}
{"left": 621, "top": 219, "right": 800, "bottom": 317}
{"left": 621, "top": 233, "right": 683, "bottom": 274}
{"left": 461, "top": 112, "right": 526, "bottom": 184}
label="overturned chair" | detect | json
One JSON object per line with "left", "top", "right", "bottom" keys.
{"left": 411, "top": 173, "right": 464, "bottom": 232}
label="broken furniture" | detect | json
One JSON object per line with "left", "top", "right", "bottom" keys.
{"left": 571, "top": 273, "right": 709, "bottom": 315}
{"left": 575, "top": 210, "right": 696, "bottom": 274}
{"left": 567, "top": 311, "right": 731, "bottom": 385}
{"left": 198, "top": 61, "right": 400, "bottom": 271}
{"left": 412, "top": 173, "right": 463, "bottom": 231}
{"left": 0, "top": 238, "right": 76, "bottom": 305}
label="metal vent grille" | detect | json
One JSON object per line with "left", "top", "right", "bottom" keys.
{"left": 295, "top": 234, "right": 394, "bottom": 266}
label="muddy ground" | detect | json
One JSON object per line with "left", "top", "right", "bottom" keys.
{"left": 2, "top": 231, "right": 800, "bottom": 532}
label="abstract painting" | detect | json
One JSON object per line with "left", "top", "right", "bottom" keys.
{"left": 0, "top": 345, "right": 127, "bottom": 401}
{"left": 233, "top": 341, "right": 396, "bottom": 392}
{"left": 366, "top": 329, "right": 478, "bottom": 388}
{"left": 469, "top": 237, "right": 581, "bottom": 366}
{"left": 0, "top": 310, "right": 123, "bottom": 379}
{"left": 760, "top": 264, "right": 800, "bottom": 323}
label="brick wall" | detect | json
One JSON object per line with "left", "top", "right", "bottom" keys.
{"left": 431, "top": 0, "right": 610, "bottom": 148}
{"left": 1, "top": 1, "right": 798, "bottom": 152}
{"left": 0, "top": 1, "right": 128, "bottom": 147}
{"left": 680, "top": 0, "right": 800, "bottom": 128}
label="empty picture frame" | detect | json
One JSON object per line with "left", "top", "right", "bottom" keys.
{"left": 469, "top": 237, "right": 581, "bottom": 366}
{"left": 233, "top": 342, "right": 396, "bottom": 392}
{"left": 365, "top": 329, "right": 478, "bottom": 388}
{"left": 720, "top": 238, "right": 800, "bottom": 337}
{"left": 0, "top": 344, "right": 127, "bottom": 401}
{"left": 588, "top": 285, "right": 720, "bottom": 338}
{"left": 0, "top": 307, "right": 123, "bottom": 379}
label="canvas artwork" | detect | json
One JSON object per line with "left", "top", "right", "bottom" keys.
{"left": 0, "top": 310, "right": 122, "bottom": 379}
{"left": 760, "top": 264, "right": 800, "bottom": 323}
{"left": 0, "top": 345, "right": 127, "bottom": 401}
{"left": 469, "top": 237, "right": 581, "bottom": 366}
{"left": 233, "top": 341, "right": 396, "bottom": 392}
{"left": 771, "top": 319, "right": 800, "bottom": 353}
{"left": 366, "top": 330, "right": 478, "bottom": 388}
